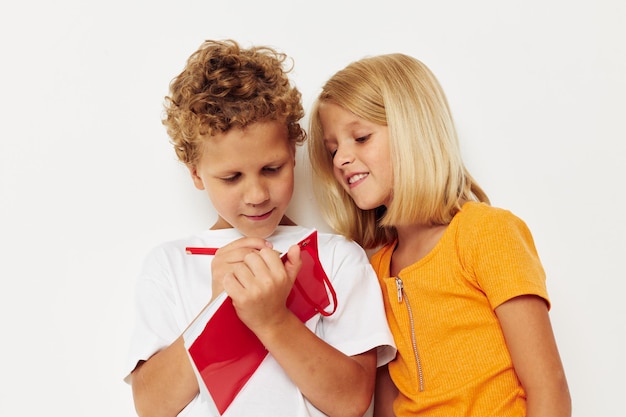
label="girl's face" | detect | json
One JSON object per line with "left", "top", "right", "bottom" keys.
{"left": 318, "top": 101, "right": 393, "bottom": 210}
{"left": 188, "top": 120, "right": 295, "bottom": 239}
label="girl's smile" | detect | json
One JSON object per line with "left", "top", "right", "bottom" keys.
{"left": 318, "top": 101, "right": 393, "bottom": 209}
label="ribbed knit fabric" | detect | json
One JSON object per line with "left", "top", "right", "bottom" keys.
{"left": 370, "top": 202, "right": 549, "bottom": 416}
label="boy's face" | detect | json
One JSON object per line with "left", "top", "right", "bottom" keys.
{"left": 189, "top": 120, "right": 295, "bottom": 239}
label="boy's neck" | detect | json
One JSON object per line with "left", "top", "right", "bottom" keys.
{"left": 279, "top": 215, "right": 297, "bottom": 226}
{"left": 209, "top": 215, "right": 297, "bottom": 231}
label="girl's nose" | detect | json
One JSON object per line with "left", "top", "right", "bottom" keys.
{"left": 333, "top": 144, "right": 355, "bottom": 167}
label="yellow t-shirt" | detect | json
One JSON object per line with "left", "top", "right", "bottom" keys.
{"left": 370, "top": 202, "right": 549, "bottom": 416}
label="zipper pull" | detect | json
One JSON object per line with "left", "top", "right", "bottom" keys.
{"left": 395, "top": 277, "right": 403, "bottom": 303}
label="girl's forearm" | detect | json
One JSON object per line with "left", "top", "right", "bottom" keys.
{"left": 525, "top": 371, "right": 572, "bottom": 417}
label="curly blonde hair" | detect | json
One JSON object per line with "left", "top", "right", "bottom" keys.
{"left": 163, "top": 39, "right": 306, "bottom": 165}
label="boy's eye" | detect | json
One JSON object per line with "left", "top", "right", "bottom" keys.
{"left": 221, "top": 173, "right": 240, "bottom": 182}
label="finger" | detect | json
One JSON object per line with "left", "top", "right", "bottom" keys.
{"left": 222, "top": 272, "right": 241, "bottom": 298}
{"left": 218, "top": 237, "right": 273, "bottom": 255}
{"left": 256, "top": 246, "right": 284, "bottom": 268}
{"left": 241, "top": 250, "right": 274, "bottom": 282}
{"left": 230, "top": 260, "right": 256, "bottom": 289}
{"left": 283, "top": 244, "right": 302, "bottom": 283}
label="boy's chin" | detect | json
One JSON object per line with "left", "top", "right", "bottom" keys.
{"left": 236, "top": 222, "right": 282, "bottom": 239}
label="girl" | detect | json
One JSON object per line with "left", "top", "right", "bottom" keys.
{"left": 308, "top": 53, "right": 571, "bottom": 416}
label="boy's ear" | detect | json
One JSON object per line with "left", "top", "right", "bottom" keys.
{"left": 187, "top": 164, "right": 205, "bottom": 190}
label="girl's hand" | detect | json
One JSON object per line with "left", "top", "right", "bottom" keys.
{"left": 210, "top": 237, "right": 273, "bottom": 298}
{"left": 223, "top": 244, "right": 302, "bottom": 333}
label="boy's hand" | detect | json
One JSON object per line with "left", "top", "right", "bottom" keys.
{"left": 224, "top": 244, "right": 302, "bottom": 333}
{"left": 210, "top": 237, "right": 273, "bottom": 298}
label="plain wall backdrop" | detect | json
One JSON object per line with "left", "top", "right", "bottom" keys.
{"left": 1, "top": 1, "right": 624, "bottom": 415}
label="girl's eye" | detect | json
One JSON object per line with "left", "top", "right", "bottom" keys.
{"left": 329, "top": 149, "right": 337, "bottom": 158}
{"left": 263, "top": 166, "right": 281, "bottom": 174}
{"left": 356, "top": 134, "right": 371, "bottom": 143}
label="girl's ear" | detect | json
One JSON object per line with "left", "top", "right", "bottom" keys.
{"left": 187, "top": 164, "right": 205, "bottom": 190}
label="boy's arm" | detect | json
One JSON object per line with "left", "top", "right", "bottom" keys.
{"left": 224, "top": 245, "right": 378, "bottom": 417}
{"left": 129, "top": 236, "right": 271, "bottom": 417}
{"left": 129, "top": 337, "right": 198, "bottom": 417}
{"left": 257, "top": 313, "right": 378, "bottom": 417}
{"left": 495, "top": 295, "right": 572, "bottom": 417}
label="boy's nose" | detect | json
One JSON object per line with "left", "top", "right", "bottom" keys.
{"left": 244, "top": 179, "right": 270, "bottom": 206}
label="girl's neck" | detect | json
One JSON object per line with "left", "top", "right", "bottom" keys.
{"left": 390, "top": 223, "right": 448, "bottom": 277}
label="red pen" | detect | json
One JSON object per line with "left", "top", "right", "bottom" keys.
{"left": 185, "top": 247, "right": 283, "bottom": 256}
{"left": 185, "top": 247, "right": 218, "bottom": 255}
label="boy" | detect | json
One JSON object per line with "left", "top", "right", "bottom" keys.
{"left": 124, "top": 39, "right": 395, "bottom": 417}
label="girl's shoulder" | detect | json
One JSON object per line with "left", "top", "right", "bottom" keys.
{"left": 455, "top": 201, "right": 527, "bottom": 231}
{"left": 453, "top": 201, "right": 537, "bottom": 253}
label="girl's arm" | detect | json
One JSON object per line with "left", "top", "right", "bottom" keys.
{"left": 495, "top": 295, "right": 572, "bottom": 417}
{"left": 225, "top": 244, "right": 378, "bottom": 417}
{"left": 373, "top": 364, "right": 398, "bottom": 417}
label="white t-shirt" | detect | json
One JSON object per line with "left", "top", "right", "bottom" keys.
{"left": 125, "top": 226, "right": 396, "bottom": 417}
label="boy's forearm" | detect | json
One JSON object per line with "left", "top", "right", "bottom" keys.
{"left": 131, "top": 336, "right": 198, "bottom": 417}
{"left": 255, "top": 312, "right": 377, "bottom": 417}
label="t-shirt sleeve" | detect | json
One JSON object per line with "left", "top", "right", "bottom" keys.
{"left": 316, "top": 235, "right": 396, "bottom": 367}
{"left": 460, "top": 206, "right": 550, "bottom": 310}
{"left": 123, "top": 247, "right": 182, "bottom": 382}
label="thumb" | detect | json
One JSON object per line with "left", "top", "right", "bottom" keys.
{"left": 283, "top": 244, "right": 302, "bottom": 283}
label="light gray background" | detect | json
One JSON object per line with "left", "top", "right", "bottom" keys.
{"left": 1, "top": 1, "right": 624, "bottom": 416}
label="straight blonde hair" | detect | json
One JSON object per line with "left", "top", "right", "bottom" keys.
{"left": 308, "top": 53, "right": 489, "bottom": 249}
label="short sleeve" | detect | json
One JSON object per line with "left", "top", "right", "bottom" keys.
{"left": 124, "top": 247, "right": 182, "bottom": 381}
{"left": 459, "top": 206, "right": 550, "bottom": 310}
{"left": 315, "top": 235, "right": 396, "bottom": 367}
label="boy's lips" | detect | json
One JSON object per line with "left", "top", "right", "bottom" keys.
{"left": 245, "top": 209, "right": 274, "bottom": 220}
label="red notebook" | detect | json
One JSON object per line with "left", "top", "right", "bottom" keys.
{"left": 183, "top": 230, "right": 337, "bottom": 415}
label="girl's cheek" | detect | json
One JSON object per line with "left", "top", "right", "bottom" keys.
{"left": 333, "top": 169, "right": 343, "bottom": 184}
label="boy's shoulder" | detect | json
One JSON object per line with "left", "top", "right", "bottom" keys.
{"left": 316, "top": 230, "right": 362, "bottom": 252}
{"left": 316, "top": 230, "right": 372, "bottom": 270}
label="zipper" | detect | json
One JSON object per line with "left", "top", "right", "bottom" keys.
{"left": 395, "top": 276, "right": 425, "bottom": 392}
